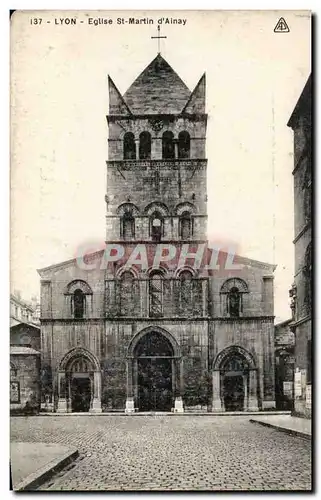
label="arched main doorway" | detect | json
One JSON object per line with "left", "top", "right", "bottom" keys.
{"left": 221, "top": 354, "right": 248, "bottom": 411}
{"left": 212, "top": 346, "right": 259, "bottom": 412}
{"left": 57, "top": 348, "right": 102, "bottom": 413}
{"left": 126, "top": 328, "right": 182, "bottom": 412}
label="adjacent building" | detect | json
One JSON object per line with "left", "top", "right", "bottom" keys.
{"left": 288, "top": 74, "right": 312, "bottom": 418}
{"left": 274, "top": 319, "right": 295, "bottom": 410}
{"left": 37, "top": 53, "right": 276, "bottom": 413}
{"left": 10, "top": 292, "right": 41, "bottom": 413}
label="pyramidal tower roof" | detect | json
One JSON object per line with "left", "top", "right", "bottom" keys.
{"left": 123, "top": 54, "right": 191, "bottom": 114}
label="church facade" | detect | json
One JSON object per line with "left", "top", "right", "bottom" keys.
{"left": 38, "top": 53, "right": 276, "bottom": 413}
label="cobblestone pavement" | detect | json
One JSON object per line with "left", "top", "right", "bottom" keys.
{"left": 10, "top": 416, "right": 311, "bottom": 491}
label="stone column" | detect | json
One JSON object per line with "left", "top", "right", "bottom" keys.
{"left": 125, "top": 358, "right": 135, "bottom": 413}
{"left": 243, "top": 374, "right": 248, "bottom": 411}
{"left": 173, "top": 358, "right": 184, "bottom": 413}
{"left": 248, "top": 369, "right": 259, "bottom": 411}
{"left": 174, "top": 141, "right": 179, "bottom": 159}
{"left": 135, "top": 140, "right": 139, "bottom": 160}
{"left": 57, "top": 372, "right": 67, "bottom": 413}
{"left": 212, "top": 370, "right": 222, "bottom": 411}
{"left": 152, "top": 137, "right": 161, "bottom": 159}
{"left": 92, "top": 371, "right": 102, "bottom": 413}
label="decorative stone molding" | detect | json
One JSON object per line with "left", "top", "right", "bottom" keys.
{"left": 64, "top": 280, "right": 93, "bottom": 295}
{"left": 213, "top": 345, "right": 256, "bottom": 371}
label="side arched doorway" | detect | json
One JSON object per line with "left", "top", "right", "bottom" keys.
{"left": 212, "top": 346, "right": 259, "bottom": 412}
{"left": 57, "top": 348, "right": 102, "bottom": 413}
{"left": 126, "top": 328, "right": 183, "bottom": 412}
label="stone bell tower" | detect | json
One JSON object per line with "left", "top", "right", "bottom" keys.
{"left": 104, "top": 50, "right": 209, "bottom": 413}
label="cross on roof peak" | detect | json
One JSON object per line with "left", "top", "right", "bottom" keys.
{"left": 151, "top": 25, "right": 167, "bottom": 55}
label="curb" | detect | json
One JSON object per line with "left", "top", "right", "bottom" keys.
{"left": 36, "top": 411, "right": 292, "bottom": 417}
{"left": 14, "top": 448, "right": 79, "bottom": 491}
{"left": 249, "top": 419, "right": 311, "bottom": 440}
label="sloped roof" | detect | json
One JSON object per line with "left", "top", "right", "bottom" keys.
{"left": 123, "top": 54, "right": 191, "bottom": 114}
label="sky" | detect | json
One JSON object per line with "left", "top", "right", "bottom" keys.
{"left": 10, "top": 10, "right": 311, "bottom": 321}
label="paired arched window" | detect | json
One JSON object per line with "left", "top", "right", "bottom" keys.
{"left": 179, "top": 211, "right": 193, "bottom": 239}
{"left": 220, "top": 278, "right": 248, "bottom": 318}
{"left": 149, "top": 271, "right": 163, "bottom": 317}
{"left": 121, "top": 211, "right": 135, "bottom": 239}
{"left": 73, "top": 289, "right": 85, "bottom": 319}
{"left": 178, "top": 131, "right": 190, "bottom": 159}
{"left": 150, "top": 212, "right": 164, "bottom": 241}
{"left": 123, "top": 132, "right": 136, "bottom": 160}
{"left": 162, "top": 131, "right": 175, "bottom": 159}
{"left": 139, "top": 132, "right": 151, "bottom": 160}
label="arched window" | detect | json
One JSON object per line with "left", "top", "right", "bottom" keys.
{"left": 123, "top": 132, "right": 136, "bottom": 160}
{"left": 178, "top": 131, "right": 190, "bottom": 159}
{"left": 139, "top": 131, "right": 151, "bottom": 160}
{"left": 73, "top": 289, "right": 85, "bottom": 319}
{"left": 149, "top": 271, "right": 163, "bottom": 317}
{"left": 179, "top": 211, "right": 193, "bottom": 239}
{"left": 65, "top": 280, "right": 92, "bottom": 319}
{"left": 162, "top": 131, "right": 175, "bottom": 159}
{"left": 150, "top": 212, "right": 164, "bottom": 242}
{"left": 220, "top": 278, "right": 248, "bottom": 317}
{"left": 121, "top": 211, "right": 135, "bottom": 239}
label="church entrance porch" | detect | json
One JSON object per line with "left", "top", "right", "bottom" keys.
{"left": 56, "top": 348, "right": 102, "bottom": 413}
{"left": 212, "top": 346, "right": 259, "bottom": 412}
{"left": 125, "top": 327, "right": 183, "bottom": 413}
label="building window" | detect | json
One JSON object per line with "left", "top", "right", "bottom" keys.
{"left": 179, "top": 211, "right": 193, "bottom": 239}
{"left": 65, "top": 280, "right": 92, "bottom": 319}
{"left": 73, "top": 289, "right": 85, "bottom": 319}
{"left": 123, "top": 132, "right": 136, "bottom": 160}
{"left": 220, "top": 278, "right": 248, "bottom": 317}
{"left": 150, "top": 212, "right": 164, "bottom": 241}
{"left": 149, "top": 271, "right": 163, "bottom": 317}
{"left": 139, "top": 131, "right": 151, "bottom": 159}
{"left": 121, "top": 211, "right": 135, "bottom": 239}
{"left": 162, "top": 131, "right": 175, "bottom": 159}
{"left": 178, "top": 131, "right": 190, "bottom": 159}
